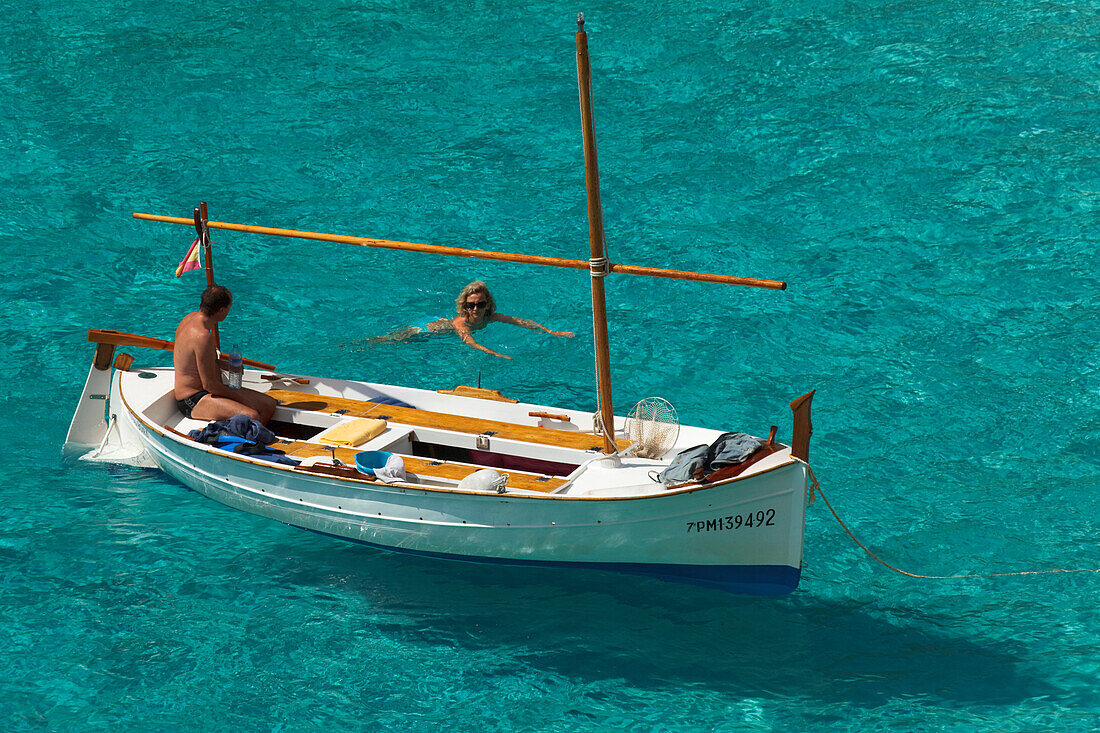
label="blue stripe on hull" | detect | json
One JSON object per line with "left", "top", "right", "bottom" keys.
{"left": 302, "top": 527, "right": 801, "bottom": 596}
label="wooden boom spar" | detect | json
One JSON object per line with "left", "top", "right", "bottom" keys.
{"left": 131, "top": 212, "right": 787, "bottom": 291}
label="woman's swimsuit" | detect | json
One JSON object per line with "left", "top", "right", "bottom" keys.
{"left": 176, "top": 390, "right": 210, "bottom": 418}
{"left": 415, "top": 317, "right": 448, "bottom": 333}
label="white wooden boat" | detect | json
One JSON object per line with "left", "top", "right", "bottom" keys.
{"left": 64, "top": 18, "right": 816, "bottom": 595}
{"left": 66, "top": 343, "right": 813, "bottom": 595}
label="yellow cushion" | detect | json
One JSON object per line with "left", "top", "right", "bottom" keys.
{"left": 318, "top": 418, "right": 387, "bottom": 447}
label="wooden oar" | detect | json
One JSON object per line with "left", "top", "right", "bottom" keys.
{"left": 132, "top": 212, "right": 787, "bottom": 291}
{"left": 87, "top": 329, "right": 275, "bottom": 370}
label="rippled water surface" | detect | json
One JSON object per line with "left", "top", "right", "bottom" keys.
{"left": 3, "top": 0, "right": 1098, "bottom": 729}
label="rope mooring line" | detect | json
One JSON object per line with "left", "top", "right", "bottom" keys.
{"left": 801, "top": 462, "right": 1100, "bottom": 580}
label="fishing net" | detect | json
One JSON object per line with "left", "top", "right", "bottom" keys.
{"left": 625, "top": 397, "right": 680, "bottom": 459}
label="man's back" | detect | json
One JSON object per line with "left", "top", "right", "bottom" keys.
{"left": 173, "top": 311, "right": 213, "bottom": 401}
{"left": 171, "top": 286, "right": 276, "bottom": 423}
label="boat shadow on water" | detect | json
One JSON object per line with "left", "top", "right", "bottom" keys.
{"left": 264, "top": 540, "right": 1059, "bottom": 709}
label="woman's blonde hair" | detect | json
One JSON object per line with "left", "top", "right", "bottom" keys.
{"left": 455, "top": 280, "right": 496, "bottom": 317}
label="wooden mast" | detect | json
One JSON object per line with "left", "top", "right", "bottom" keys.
{"left": 575, "top": 13, "right": 616, "bottom": 454}
{"left": 193, "top": 201, "right": 220, "bottom": 351}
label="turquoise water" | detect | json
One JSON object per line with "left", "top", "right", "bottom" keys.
{"left": 4, "top": 0, "right": 1099, "bottom": 728}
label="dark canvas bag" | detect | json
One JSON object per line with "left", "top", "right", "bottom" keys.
{"left": 657, "top": 432, "right": 764, "bottom": 485}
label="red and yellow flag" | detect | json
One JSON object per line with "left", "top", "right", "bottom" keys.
{"left": 175, "top": 237, "right": 201, "bottom": 277}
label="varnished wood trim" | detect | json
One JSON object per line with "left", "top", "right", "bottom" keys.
{"left": 529, "top": 411, "right": 571, "bottom": 422}
{"left": 437, "top": 385, "right": 517, "bottom": 403}
{"left": 267, "top": 389, "right": 632, "bottom": 452}
{"left": 93, "top": 342, "right": 116, "bottom": 371}
{"left": 87, "top": 328, "right": 274, "bottom": 370}
{"left": 789, "top": 390, "right": 815, "bottom": 462}
{"left": 281, "top": 441, "right": 566, "bottom": 493}
{"left": 122, "top": 382, "right": 800, "bottom": 501}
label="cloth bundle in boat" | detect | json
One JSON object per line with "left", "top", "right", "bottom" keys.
{"left": 457, "top": 469, "right": 510, "bottom": 493}
{"left": 658, "top": 432, "right": 763, "bottom": 485}
{"left": 209, "top": 435, "right": 299, "bottom": 465}
{"left": 186, "top": 416, "right": 298, "bottom": 465}
{"left": 188, "top": 414, "right": 277, "bottom": 445}
{"left": 319, "top": 418, "right": 387, "bottom": 447}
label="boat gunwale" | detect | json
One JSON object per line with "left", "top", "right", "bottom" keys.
{"left": 119, "top": 374, "right": 805, "bottom": 502}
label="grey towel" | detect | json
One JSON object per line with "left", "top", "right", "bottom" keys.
{"left": 658, "top": 432, "right": 763, "bottom": 484}
{"left": 657, "top": 444, "right": 709, "bottom": 484}
{"left": 706, "top": 432, "right": 763, "bottom": 469}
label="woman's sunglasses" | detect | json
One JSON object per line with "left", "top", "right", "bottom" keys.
{"left": 464, "top": 301, "right": 488, "bottom": 310}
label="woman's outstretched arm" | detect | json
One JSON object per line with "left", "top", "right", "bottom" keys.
{"left": 492, "top": 314, "right": 574, "bottom": 338}
{"left": 455, "top": 319, "right": 513, "bottom": 359}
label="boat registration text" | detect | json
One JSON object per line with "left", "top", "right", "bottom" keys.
{"left": 687, "top": 509, "right": 776, "bottom": 533}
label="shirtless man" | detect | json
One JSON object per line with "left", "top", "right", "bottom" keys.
{"left": 173, "top": 285, "right": 276, "bottom": 423}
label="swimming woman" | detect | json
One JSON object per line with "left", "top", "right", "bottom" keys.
{"left": 380, "top": 281, "right": 574, "bottom": 359}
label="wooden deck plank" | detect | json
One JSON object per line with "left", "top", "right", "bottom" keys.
{"left": 278, "top": 440, "right": 567, "bottom": 493}
{"left": 267, "top": 389, "right": 631, "bottom": 452}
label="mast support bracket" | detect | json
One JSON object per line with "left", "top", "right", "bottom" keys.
{"left": 589, "top": 256, "right": 610, "bottom": 278}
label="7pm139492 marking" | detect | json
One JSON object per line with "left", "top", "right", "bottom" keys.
{"left": 687, "top": 508, "right": 775, "bottom": 533}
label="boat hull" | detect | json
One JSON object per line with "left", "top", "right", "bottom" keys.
{"left": 75, "top": 362, "right": 811, "bottom": 596}
{"left": 126, "top": 414, "right": 806, "bottom": 595}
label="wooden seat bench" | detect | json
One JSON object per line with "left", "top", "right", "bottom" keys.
{"left": 266, "top": 389, "right": 632, "bottom": 453}
{"left": 276, "top": 440, "right": 567, "bottom": 493}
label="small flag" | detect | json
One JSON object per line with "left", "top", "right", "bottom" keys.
{"left": 175, "top": 237, "right": 202, "bottom": 277}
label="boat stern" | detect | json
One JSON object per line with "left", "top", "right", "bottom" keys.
{"left": 63, "top": 341, "right": 118, "bottom": 456}
{"left": 65, "top": 335, "right": 156, "bottom": 467}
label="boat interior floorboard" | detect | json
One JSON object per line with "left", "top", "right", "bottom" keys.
{"left": 266, "top": 389, "right": 632, "bottom": 452}
{"left": 275, "top": 440, "right": 567, "bottom": 493}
